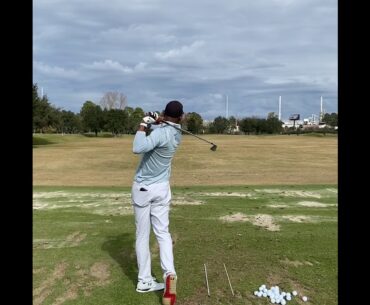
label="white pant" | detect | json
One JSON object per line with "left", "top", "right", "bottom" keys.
{"left": 132, "top": 181, "right": 176, "bottom": 282}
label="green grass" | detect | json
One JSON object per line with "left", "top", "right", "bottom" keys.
{"left": 33, "top": 185, "right": 337, "bottom": 305}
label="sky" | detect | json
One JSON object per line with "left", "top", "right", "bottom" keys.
{"left": 33, "top": 0, "right": 337, "bottom": 121}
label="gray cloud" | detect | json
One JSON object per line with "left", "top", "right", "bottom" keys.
{"left": 33, "top": 0, "right": 337, "bottom": 120}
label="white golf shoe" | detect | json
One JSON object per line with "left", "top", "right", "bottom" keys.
{"left": 136, "top": 278, "right": 165, "bottom": 293}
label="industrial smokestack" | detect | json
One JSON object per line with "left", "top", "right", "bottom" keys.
{"left": 278, "top": 96, "right": 281, "bottom": 120}
{"left": 226, "top": 95, "right": 229, "bottom": 119}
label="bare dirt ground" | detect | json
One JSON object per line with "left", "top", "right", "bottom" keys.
{"left": 33, "top": 134, "right": 337, "bottom": 187}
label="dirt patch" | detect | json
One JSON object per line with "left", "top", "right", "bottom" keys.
{"left": 280, "top": 258, "right": 314, "bottom": 267}
{"left": 297, "top": 201, "right": 329, "bottom": 207}
{"left": 282, "top": 215, "right": 314, "bottom": 223}
{"left": 220, "top": 213, "right": 280, "bottom": 231}
{"left": 198, "top": 192, "right": 254, "bottom": 197}
{"left": 250, "top": 214, "right": 280, "bottom": 231}
{"left": 33, "top": 262, "right": 69, "bottom": 305}
{"left": 33, "top": 191, "right": 134, "bottom": 216}
{"left": 90, "top": 262, "right": 110, "bottom": 282}
{"left": 267, "top": 204, "right": 289, "bottom": 208}
{"left": 220, "top": 212, "right": 248, "bottom": 222}
{"left": 51, "top": 284, "right": 78, "bottom": 305}
{"left": 33, "top": 260, "right": 112, "bottom": 305}
{"left": 66, "top": 231, "right": 87, "bottom": 245}
{"left": 256, "top": 189, "right": 322, "bottom": 199}
{"left": 172, "top": 196, "right": 204, "bottom": 205}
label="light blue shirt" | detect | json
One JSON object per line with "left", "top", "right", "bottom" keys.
{"left": 133, "top": 122, "right": 182, "bottom": 185}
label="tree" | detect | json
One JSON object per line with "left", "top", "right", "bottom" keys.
{"left": 100, "top": 91, "right": 127, "bottom": 110}
{"left": 213, "top": 116, "right": 230, "bottom": 134}
{"left": 59, "top": 110, "right": 81, "bottom": 134}
{"left": 125, "top": 107, "right": 145, "bottom": 134}
{"left": 33, "top": 84, "right": 58, "bottom": 133}
{"left": 228, "top": 116, "right": 238, "bottom": 133}
{"left": 104, "top": 109, "right": 127, "bottom": 135}
{"left": 322, "top": 113, "right": 338, "bottom": 127}
{"left": 265, "top": 112, "right": 283, "bottom": 134}
{"left": 185, "top": 112, "right": 203, "bottom": 134}
{"left": 80, "top": 101, "right": 103, "bottom": 136}
{"left": 239, "top": 118, "right": 253, "bottom": 134}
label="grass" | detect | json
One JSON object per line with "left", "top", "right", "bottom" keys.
{"left": 33, "top": 134, "right": 337, "bottom": 304}
{"left": 33, "top": 134, "right": 337, "bottom": 187}
{"left": 33, "top": 185, "right": 337, "bottom": 305}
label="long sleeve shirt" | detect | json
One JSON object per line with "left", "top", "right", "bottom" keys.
{"left": 133, "top": 122, "right": 182, "bottom": 185}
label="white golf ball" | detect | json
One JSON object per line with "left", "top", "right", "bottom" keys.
{"left": 292, "top": 290, "right": 298, "bottom": 296}
{"left": 263, "top": 292, "right": 267, "bottom": 297}
{"left": 254, "top": 291, "right": 258, "bottom": 296}
{"left": 302, "top": 296, "right": 308, "bottom": 302}
{"left": 281, "top": 299, "right": 286, "bottom": 305}
{"left": 257, "top": 292, "right": 263, "bottom": 297}
{"left": 286, "top": 295, "right": 292, "bottom": 301}
{"left": 271, "top": 298, "right": 276, "bottom": 303}
{"left": 281, "top": 292, "right": 286, "bottom": 297}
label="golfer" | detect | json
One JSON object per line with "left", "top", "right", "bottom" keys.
{"left": 131, "top": 100, "right": 183, "bottom": 305}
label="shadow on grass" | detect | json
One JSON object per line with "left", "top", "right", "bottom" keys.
{"left": 102, "top": 233, "right": 137, "bottom": 288}
{"left": 33, "top": 136, "right": 55, "bottom": 146}
{"left": 102, "top": 233, "right": 164, "bottom": 304}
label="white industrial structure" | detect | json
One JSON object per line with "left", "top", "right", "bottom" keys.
{"left": 280, "top": 96, "right": 329, "bottom": 129}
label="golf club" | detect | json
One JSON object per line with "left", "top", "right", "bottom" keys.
{"left": 162, "top": 120, "right": 217, "bottom": 151}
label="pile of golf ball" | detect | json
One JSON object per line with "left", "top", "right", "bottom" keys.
{"left": 253, "top": 284, "right": 308, "bottom": 303}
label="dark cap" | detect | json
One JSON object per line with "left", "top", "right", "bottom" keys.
{"left": 164, "top": 100, "right": 184, "bottom": 118}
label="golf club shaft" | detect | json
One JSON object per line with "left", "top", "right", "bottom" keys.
{"left": 162, "top": 121, "right": 216, "bottom": 146}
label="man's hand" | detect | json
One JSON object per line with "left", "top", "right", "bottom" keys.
{"left": 138, "top": 112, "right": 163, "bottom": 131}
{"left": 144, "top": 112, "right": 163, "bottom": 124}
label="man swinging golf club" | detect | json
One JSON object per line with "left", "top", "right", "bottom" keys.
{"left": 131, "top": 100, "right": 183, "bottom": 305}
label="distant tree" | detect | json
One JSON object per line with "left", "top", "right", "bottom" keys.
{"left": 80, "top": 101, "right": 103, "bottom": 136}
{"left": 58, "top": 110, "right": 81, "bottom": 133}
{"left": 100, "top": 91, "right": 127, "bottom": 110}
{"left": 239, "top": 118, "right": 253, "bottom": 134}
{"left": 228, "top": 116, "right": 238, "bottom": 133}
{"left": 104, "top": 109, "right": 127, "bottom": 135}
{"left": 213, "top": 116, "right": 230, "bottom": 134}
{"left": 185, "top": 112, "right": 203, "bottom": 134}
{"left": 322, "top": 112, "right": 338, "bottom": 127}
{"left": 125, "top": 107, "right": 145, "bottom": 134}
{"left": 33, "top": 84, "right": 58, "bottom": 133}
{"left": 265, "top": 112, "right": 283, "bottom": 134}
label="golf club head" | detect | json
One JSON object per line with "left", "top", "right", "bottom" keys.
{"left": 210, "top": 144, "right": 217, "bottom": 151}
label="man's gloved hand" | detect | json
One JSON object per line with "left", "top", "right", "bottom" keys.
{"left": 140, "top": 112, "right": 163, "bottom": 130}
{"left": 143, "top": 112, "right": 160, "bottom": 123}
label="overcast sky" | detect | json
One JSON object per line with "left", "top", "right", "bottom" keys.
{"left": 33, "top": 0, "right": 337, "bottom": 120}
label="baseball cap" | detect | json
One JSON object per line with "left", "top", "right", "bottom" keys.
{"left": 164, "top": 100, "right": 184, "bottom": 118}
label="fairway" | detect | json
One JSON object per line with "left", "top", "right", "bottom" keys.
{"left": 33, "top": 134, "right": 337, "bottom": 186}
{"left": 33, "top": 134, "right": 337, "bottom": 305}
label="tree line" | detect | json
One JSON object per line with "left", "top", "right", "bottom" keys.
{"left": 33, "top": 84, "right": 337, "bottom": 136}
